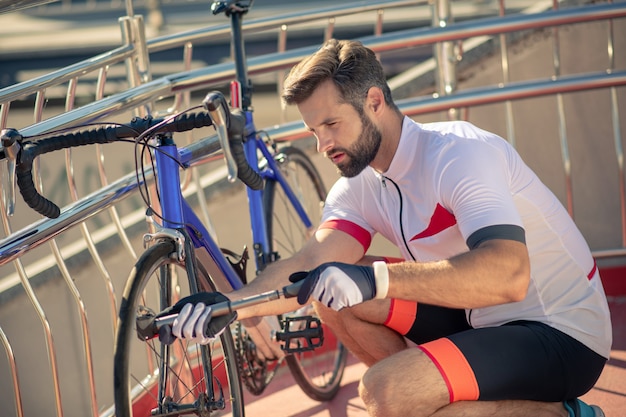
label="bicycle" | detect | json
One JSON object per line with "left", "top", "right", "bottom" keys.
{"left": 0, "top": 1, "right": 347, "bottom": 415}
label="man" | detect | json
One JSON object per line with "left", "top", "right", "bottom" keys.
{"left": 163, "top": 39, "right": 611, "bottom": 417}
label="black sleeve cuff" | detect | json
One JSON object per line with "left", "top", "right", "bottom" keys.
{"left": 466, "top": 224, "right": 526, "bottom": 250}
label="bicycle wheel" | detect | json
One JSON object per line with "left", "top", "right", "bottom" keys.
{"left": 114, "top": 240, "right": 245, "bottom": 417}
{"left": 263, "top": 145, "right": 348, "bottom": 401}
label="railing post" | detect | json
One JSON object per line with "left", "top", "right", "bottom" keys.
{"left": 431, "top": 0, "right": 458, "bottom": 120}
{"left": 606, "top": 0, "right": 626, "bottom": 246}
{"left": 498, "top": 0, "right": 516, "bottom": 147}
{"left": 1, "top": 327, "right": 23, "bottom": 417}
{"left": 550, "top": 0, "right": 573, "bottom": 217}
{"left": 119, "top": 14, "right": 153, "bottom": 117}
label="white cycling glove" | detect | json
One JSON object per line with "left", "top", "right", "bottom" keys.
{"left": 290, "top": 261, "right": 389, "bottom": 311}
{"left": 172, "top": 303, "right": 217, "bottom": 345}
{"left": 157, "top": 292, "right": 237, "bottom": 345}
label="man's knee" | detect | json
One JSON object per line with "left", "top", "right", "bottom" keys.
{"left": 359, "top": 360, "right": 417, "bottom": 417}
{"left": 358, "top": 348, "right": 450, "bottom": 417}
{"left": 359, "top": 361, "right": 393, "bottom": 416}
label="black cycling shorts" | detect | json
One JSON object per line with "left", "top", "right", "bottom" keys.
{"left": 384, "top": 299, "right": 606, "bottom": 402}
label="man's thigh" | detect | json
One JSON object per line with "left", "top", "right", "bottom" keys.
{"left": 420, "top": 321, "right": 606, "bottom": 402}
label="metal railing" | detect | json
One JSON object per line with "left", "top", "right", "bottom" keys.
{"left": 0, "top": 1, "right": 624, "bottom": 416}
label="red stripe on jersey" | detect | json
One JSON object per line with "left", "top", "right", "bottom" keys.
{"left": 319, "top": 219, "right": 372, "bottom": 252}
{"left": 383, "top": 256, "right": 404, "bottom": 264}
{"left": 588, "top": 262, "right": 597, "bottom": 280}
{"left": 410, "top": 203, "right": 457, "bottom": 241}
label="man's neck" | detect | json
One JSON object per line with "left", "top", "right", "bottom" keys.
{"left": 371, "top": 113, "right": 404, "bottom": 173}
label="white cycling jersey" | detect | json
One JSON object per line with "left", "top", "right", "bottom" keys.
{"left": 321, "top": 116, "right": 612, "bottom": 358}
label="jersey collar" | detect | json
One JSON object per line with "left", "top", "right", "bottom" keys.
{"left": 376, "top": 116, "right": 418, "bottom": 181}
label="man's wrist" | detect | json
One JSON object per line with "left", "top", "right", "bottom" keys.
{"left": 372, "top": 261, "right": 389, "bottom": 299}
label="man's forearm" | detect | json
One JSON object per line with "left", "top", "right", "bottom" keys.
{"left": 386, "top": 239, "right": 530, "bottom": 309}
{"left": 225, "top": 255, "right": 310, "bottom": 319}
{"left": 226, "top": 227, "right": 368, "bottom": 318}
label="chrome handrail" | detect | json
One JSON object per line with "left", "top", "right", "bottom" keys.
{"left": 0, "top": 0, "right": 426, "bottom": 113}
{"left": 0, "top": 45, "right": 135, "bottom": 104}
{"left": 3, "top": 67, "right": 626, "bottom": 267}
{"left": 7, "top": 2, "right": 625, "bottom": 138}
{"left": 148, "top": 0, "right": 427, "bottom": 53}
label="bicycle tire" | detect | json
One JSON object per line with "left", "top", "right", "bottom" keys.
{"left": 113, "top": 240, "right": 245, "bottom": 417}
{"left": 263, "top": 145, "right": 348, "bottom": 401}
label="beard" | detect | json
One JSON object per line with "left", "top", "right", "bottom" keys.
{"left": 331, "top": 112, "right": 382, "bottom": 177}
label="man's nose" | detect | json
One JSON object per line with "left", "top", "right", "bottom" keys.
{"left": 316, "top": 131, "right": 333, "bottom": 153}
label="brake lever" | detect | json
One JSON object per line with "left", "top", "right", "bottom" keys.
{"left": 203, "top": 91, "right": 238, "bottom": 183}
{"left": 1, "top": 128, "right": 22, "bottom": 216}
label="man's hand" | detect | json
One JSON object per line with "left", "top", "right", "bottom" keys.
{"left": 290, "top": 261, "right": 389, "bottom": 310}
{"left": 157, "top": 292, "right": 237, "bottom": 345}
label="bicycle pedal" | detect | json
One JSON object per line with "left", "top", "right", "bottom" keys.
{"left": 275, "top": 316, "right": 324, "bottom": 354}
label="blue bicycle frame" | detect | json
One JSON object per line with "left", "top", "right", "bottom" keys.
{"left": 243, "top": 106, "right": 315, "bottom": 264}
{"left": 152, "top": 109, "right": 314, "bottom": 293}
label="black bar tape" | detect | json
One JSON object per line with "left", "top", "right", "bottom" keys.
{"left": 17, "top": 165, "right": 60, "bottom": 218}
{"left": 158, "top": 112, "right": 214, "bottom": 134}
{"left": 229, "top": 110, "right": 264, "bottom": 190}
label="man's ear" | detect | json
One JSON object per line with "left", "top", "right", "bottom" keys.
{"left": 366, "top": 87, "right": 385, "bottom": 114}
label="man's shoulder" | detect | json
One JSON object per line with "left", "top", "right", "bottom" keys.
{"left": 415, "top": 119, "right": 481, "bottom": 134}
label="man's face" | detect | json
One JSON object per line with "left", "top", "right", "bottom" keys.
{"left": 297, "top": 80, "right": 382, "bottom": 177}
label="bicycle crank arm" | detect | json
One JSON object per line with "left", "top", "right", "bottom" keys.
{"left": 137, "top": 280, "right": 305, "bottom": 341}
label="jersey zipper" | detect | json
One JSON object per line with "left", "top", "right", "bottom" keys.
{"left": 383, "top": 176, "right": 416, "bottom": 261}
{"left": 383, "top": 175, "right": 474, "bottom": 327}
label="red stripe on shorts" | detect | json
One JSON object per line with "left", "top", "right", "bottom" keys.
{"left": 418, "top": 338, "right": 480, "bottom": 403}
{"left": 384, "top": 299, "right": 418, "bottom": 336}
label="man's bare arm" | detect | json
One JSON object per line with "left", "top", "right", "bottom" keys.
{"left": 386, "top": 239, "right": 530, "bottom": 309}
{"left": 229, "top": 227, "right": 366, "bottom": 319}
